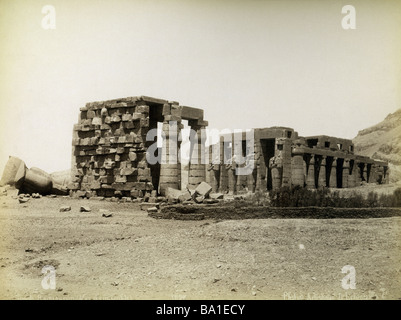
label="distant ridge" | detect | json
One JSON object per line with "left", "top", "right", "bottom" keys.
{"left": 353, "top": 109, "right": 401, "bottom": 183}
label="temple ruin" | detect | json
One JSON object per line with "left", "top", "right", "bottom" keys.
{"left": 69, "top": 96, "right": 389, "bottom": 198}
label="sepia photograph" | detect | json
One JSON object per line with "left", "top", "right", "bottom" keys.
{"left": 0, "top": 0, "right": 400, "bottom": 306}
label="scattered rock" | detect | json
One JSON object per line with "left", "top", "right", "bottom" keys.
{"left": 140, "top": 203, "right": 160, "bottom": 211}
{"left": 80, "top": 206, "right": 91, "bottom": 212}
{"left": 59, "top": 206, "right": 71, "bottom": 212}
{"left": 205, "top": 199, "right": 218, "bottom": 204}
{"left": 18, "top": 198, "right": 30, "bottom": 204}
{"left": 212, "top": 279, "right": 221, "bottom": 283}
{"left": 101, "top": 209, "right": 113, "bottom": 218}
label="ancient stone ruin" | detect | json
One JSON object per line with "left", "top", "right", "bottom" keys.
{"left": 69, "top": 95, "right": 389, "bottom": 199}
{"left": 69, "top": 96, "right": 208, "bottom": 198}
{"left": 208, "top": 128, "right": 389, "bottom": 194}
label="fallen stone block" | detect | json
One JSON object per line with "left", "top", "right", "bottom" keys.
{"left": 195, "top": 181, "right": 212, "bottom": 198}
{"left": 165, "top": 187, "right": 182, "bottom": 201}
{"left": 100, "top": 209, "right": 113, "bottom": 218}
{"left": 51, "top": 183, "right": 69, "bottom": 196}
{"left": 0, "top": 156, "right": 26, "bottom": 189}
{"left": 80, "top": 206, "right": 91, "bottom": 212}
{"left": 178, "top": 191, "right": 192, "bottom": 203}
{"left": 195, "top": 196, "right": 205, "bottom": 204}
{"left": 6, "top": 188, "right": 19, "bottom": 198}
{"left": 186, "top": 184, "right": 197, "bottom": 197}
{"left": 147, "top": 207, "right": 158, "bottom": 213}
{"left": 60, "top": 206, "right": 71, "bottom": 212}
{"left": 205, "top": 199, "right": 219, "bottom": 204}
{"left": 210, "top": 193, "right": 224, "bottom": 200}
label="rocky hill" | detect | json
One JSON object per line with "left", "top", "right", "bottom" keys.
{"left": 353, "top": 108, "right": 401, "bottom": 183}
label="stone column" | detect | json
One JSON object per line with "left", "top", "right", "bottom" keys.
{"left": 318, "top": 156, "right": 327, "bottom": 188}
{"left": 245, "top": 151, "right": 257, "bottom": 193}
{"left": 291, "top": 148, "right": 305, "bottom": 187}
{"left": 342, "top": 159, "right": 349, "bottom": 188}
{"left": 355, "top": 161, "right": 362, "bottom": 186}
{"left": 269, "top": 156, "right": 283, "bottom": 190}
{"left": 384, "top": 166, "right": 390, "bottom": 184}
{"left": 306, "top": 155, "right": 316, "bottom": 189}
{"left": 347, "top": 161, "right": 356, "bottom": 188}
{"left": 362, "top": 164, "right": 368, "bottom": 182}
{"left": 188, "top": 124, "right": 207, "bottom": 188}
{"left": 255, "top": 140, "right": 267, "bottom": 192}
{"left": 159, "top": 115, "right": 181, "bottom": 195}
{"left": 208, "top": 144, "right": 220, "bottom": 193}
{"left": 281, "top": 139, "right": 292, "bottom": 188}
{"left": 329, "top": 157, "right": 337, "bottom": 188}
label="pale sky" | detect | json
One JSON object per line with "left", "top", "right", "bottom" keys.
{"left": 0, "top": 0, "right": 400, "bottom": 173}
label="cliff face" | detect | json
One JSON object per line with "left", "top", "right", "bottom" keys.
{"left": 353, "top": 109, "right": 401, "bottom": 183}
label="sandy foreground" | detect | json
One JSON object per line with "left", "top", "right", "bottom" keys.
{"left": 0, "top": 194, "right": 400, "bottom": 300}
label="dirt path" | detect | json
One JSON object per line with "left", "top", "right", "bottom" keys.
{"left": 0, "top": 196, "right": 400, "bottom": 300}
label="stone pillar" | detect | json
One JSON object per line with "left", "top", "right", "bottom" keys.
{"left": 318, "top": 156, "right": 327, "bottom": 188}
{"left": 342, "top": 159, "right": 349, "bottom": 188}
{"left": 208, "top": 144, "right": 220, "bottom": 193}
{"left": 347, "top": 161, "right": 356, "bottom": 188}
{"left": 329, "top": 157, "right": 337, "bottom": 188}
{"left": 226, "top": 163, "right": 237, "bottom": 194}
{"left": 355, "top": 161, "right": 362, "bottom": 186}
{"left": 159, "top": 111, "right": 182, "bottom": 195}
{"left": 245, "top": 150, "right": 257, "bottom": 193}
{"left": 255, "top": 140, "right": 267, "bottom": 192}
{"left": 188, "top": 124, "right": 206, "bottom": 188}
{"left": 218, "top": 138, "right": 227, "bottom": 193}
{"left": 281, "top": 139, "right": 292, "bottom": 188}
{"left": 269, "top": 156, "right": 283, "bottom": 190}
{"left": 362, "top": 164, "right": 368, "bottom": 182}
{"left": 306, "top": 155, "right": 316, "bottom": 189}
{"left": 291, "top": 148, "right": 305, "bottom": 187}
{"left": 383, "top": 167, "right": 390, "bottom": 184}
{"left": 375, "top": 165, "right": 384, "bottom": 184}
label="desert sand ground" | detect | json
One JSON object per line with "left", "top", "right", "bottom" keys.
{"left": 0, "top": 188, "right": 400, "bottom": 300}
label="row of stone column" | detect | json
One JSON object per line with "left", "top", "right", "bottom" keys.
{"left": 158, "top": 104, "right": 208, "bottom": 195}
{"left": 291, "top": 153, "right": 385, "bottom": 189}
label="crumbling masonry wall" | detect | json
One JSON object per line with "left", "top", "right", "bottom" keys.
{"left": 69, "top": 96, "right": 207, "bottom": 198}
